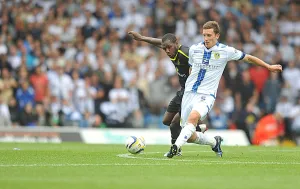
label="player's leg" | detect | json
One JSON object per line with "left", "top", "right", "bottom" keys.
{"left": 169, "top": 113, "right": 210, "bottom": 145}
{"left": 164, "top": 90, "right": 207, "bottom": 138}
{"left": 187, "top": 131, "right": 223, "bottom": 157}
{"left": 176, "top": 94, "right": 213, "bottom": 147}
{"left": 169, "top": 112, "right": 181, "bottom": 145}
{"left": 164, "top": 113, "right": 182, "bottom": 157}
{"left": 166, "top": 91, "right": 193, "bottom": 158}
{"left": 167, "top": 94, "right": 222, "bottom": 158}
{"left": 174, "top": 110, "right": 204, "bottom": 147}
{"left": 189, "top": 95, "right": 222, "bottom": 156}
{"left": 164, "top": 113, "right": 208, "bottom": 157}
{"left": 163, "top": 92, "right": 183, "bottom": 156}
{"left": 164, "top": 92, "right": 183, "bottom": 142}
{"left": 188, "top": 95, "right": 223, "bottom": 156}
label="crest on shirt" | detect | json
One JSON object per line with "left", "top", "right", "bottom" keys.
{"left": 214, "top": 52, "right": 220, "bottom": 60}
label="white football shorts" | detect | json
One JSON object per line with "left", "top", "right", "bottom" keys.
{"left": 180, "top": 91, "right": 215, "bottom": 127}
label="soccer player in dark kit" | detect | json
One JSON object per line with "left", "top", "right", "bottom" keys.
{"left": 128, "top": 31, "right": 207, "bottom": 156}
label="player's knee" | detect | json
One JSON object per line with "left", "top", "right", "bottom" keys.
{"left": 162, "top": 119, "right": 171, "bottom": 126}
{"left": 188, "top": 111, "right": 201, "bottom": 125}
{"left": 170, "top": 116, "right": 180, "bottom": 126}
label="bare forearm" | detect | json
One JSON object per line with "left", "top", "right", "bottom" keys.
{"left": 141, "top": 36, "right": 162, "bottom": 48}
{"left": 243, "top": 54, "right": 270, "bottom": 69}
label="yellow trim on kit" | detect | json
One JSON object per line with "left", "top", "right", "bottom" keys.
{"left": 170, "top": 45, "right": 182, "bottom": 61}
{"left": 170, "top": 52, "right": 178, "bottom": 61}
{"left": 178, "top": 50, "right": 189, "bottom": 58}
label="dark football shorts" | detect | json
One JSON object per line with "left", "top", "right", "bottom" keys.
{"left": 166, "top": 89, "right": 184, "bottom": 113}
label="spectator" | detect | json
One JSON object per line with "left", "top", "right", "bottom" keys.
{"left": 16, "top": 81, "right": 35, "bottom": 110}
{"left": 279, "top": 36, "right": 295, "bottom": 64}
{"left": 0, "top": 0, "right": 297, "bottom": 142}
{"left": 19, "top": 103, "right": 37, "bottom": 127}
{"left": 30, "top": 65, "right": 49, "bottom": 103}
{"left": 282, "top": 61, "right": 300, "bottom": 100}
{"left": 0, "top": 67, "right": 17, "bottom": 104}
{"left": 7, "top": 45, "right": 22, "bottom": 70}
{"left": 92, "top": 114, "right": 107, "bottom": 128}
{"left": 35, "top": 104, "right": 50, "bottom": 126}
{"left": 252, "top": 113, "right": 285, "bottom": 146}
{"left": 209, "top": 106, "right": 228, "bottom": 130}
{"left": 262, "top": 72, "right": 281, "bottom": 114}
{"left": 220, "top": 88, "right": 234, "bottom": 117}
{"left": 0, "top": 96, "right": 11, "bottom": 127}
{"left": 8, "top": 98, "right": 19, "bottom": 126}
{"left": 290, "top": 98, "right": 300, "bottom": 137}
{"left": 223, "top": 61, "right": 242, "bottom": 96}
{"left": 236, "top": 69, "right": 258, "bottom": 109}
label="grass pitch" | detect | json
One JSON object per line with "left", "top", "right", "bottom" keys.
{"left": 0, "top": 143, "right": 300, "bottom": 189}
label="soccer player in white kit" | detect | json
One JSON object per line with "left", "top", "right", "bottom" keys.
{"left": 167, "top": 21, "right": 282, "bottom": 158}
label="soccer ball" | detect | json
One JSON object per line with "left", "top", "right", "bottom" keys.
{"left": 125, "top": 136, "right": 146, "bottom": 154}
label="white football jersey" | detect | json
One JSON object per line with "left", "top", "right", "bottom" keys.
{"left": 185, "top": 42, "right": 245, "bottom": 96}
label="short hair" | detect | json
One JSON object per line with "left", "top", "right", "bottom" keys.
{"left": 162, "top": 33, "right": 177, "bottom": 43}
{"left": 203, "top": 21, "right": 220, "bottom": 34}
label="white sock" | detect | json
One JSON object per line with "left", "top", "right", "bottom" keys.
{"left": 175, "top": 123, "right": 196, "bottom": 148}
{"left": 193, "top": 132, "right": 216, "bottom": 148}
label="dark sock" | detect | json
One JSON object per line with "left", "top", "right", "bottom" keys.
{"left": 170, "top": 120, "right": 181, "bottom": 145}
{"left": 171, "top": 138, "right": 176, "bottom": 145}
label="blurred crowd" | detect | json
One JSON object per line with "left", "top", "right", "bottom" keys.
{"left": 0, "top": 0, "right": 299, "bottom": 144}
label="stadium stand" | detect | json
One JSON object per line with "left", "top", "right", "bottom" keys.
{"left": 0, "top": 0, "right": 299, "bottom": 145}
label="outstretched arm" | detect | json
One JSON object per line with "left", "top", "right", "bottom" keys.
{"left": 128, "top": 31, "right": 162, "bottom": 48}
{"left": 242, "top": 54, "right": 282, "bottom": 72}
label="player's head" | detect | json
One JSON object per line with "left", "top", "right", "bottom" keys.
{"left": 162, "top": 33, "right": 178, "bottom": 58}
{"left": 202, "top": 21, "right": 220, "bottom": 49}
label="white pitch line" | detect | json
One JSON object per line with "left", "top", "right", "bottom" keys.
{"left": 0, "top": 163, "right": 175, "bottom": 167}
{"left": 117, "top": 152, "right": 300, "bottom": 165}
{"left": 249, "top": 149, "right": 300, "bottom": 152}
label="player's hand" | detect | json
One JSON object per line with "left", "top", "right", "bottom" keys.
{"left": 128, "top": 31, "right": 143, "bottom": 41}
{"left": 268, "top": 64, "right": 282, "bottom": 72}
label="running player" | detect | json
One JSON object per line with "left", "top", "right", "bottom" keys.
{"left": 167, "top": 21, "right": 282, "bottom": 158}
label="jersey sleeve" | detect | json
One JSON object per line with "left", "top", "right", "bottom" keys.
{"left": 227, "top": 46, "right": 245, "bottom": 61}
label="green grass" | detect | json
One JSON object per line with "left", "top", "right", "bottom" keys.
{"left": 0, "top": 143, "right": 300, "bottom": 189}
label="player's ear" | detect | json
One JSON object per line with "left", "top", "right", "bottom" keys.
{"left": 216, "top": 33, "right": 220, "bottom": 40}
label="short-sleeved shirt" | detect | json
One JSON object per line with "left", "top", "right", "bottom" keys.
{"left": 186, "top": 42, "right": 245, "bottom": 96}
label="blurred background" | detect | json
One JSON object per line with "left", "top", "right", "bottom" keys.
{"left": 0, "top": 0, "right": 299, "bottom": 146}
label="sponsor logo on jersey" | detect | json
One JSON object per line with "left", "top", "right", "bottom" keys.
{"left": 193, "top": 63, "right": 221, "bottom": 70}
{"left": 203, "top": 58, "right": 209, "bottom": 65}
{"left": 177, "top": 72, "right": 187, "bottom": 77}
